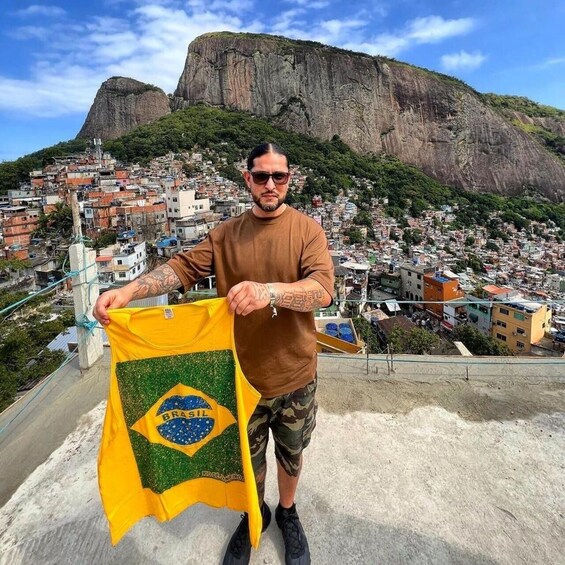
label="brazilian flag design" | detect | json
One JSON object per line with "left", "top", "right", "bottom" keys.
{"left": 116, "top": 349, "right": 243, "bottom": 494}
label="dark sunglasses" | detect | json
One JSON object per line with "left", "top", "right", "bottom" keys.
{"left": 248, "top": 171, "right": 290, "bottom": 185}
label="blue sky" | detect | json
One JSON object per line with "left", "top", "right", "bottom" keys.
{"left": 1, "top": 0, "right": 564, "bottom": 161}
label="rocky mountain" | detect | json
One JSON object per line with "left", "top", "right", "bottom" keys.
{"left": 172, "top": 33, "right": 565, "bottom": 202}
{"left": 76, "top": 34, "right": 565, "bottom": 202}
{"left": 77, "top": 77, "right": 170, "bottom": 141}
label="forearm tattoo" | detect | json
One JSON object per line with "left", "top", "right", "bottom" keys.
{"left": 253, "top": 282, "right": 270, "bottom": 302}
{"left": 129, "top": 264, "right": 182, "bottom": 300}
{"left": 275, "top": 285, "right": 326, "bottom": 312}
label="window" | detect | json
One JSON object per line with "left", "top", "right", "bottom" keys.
{"left": 417, "top": 274, "right": 422, "bottom": 280}
{"left": 496, "top": 333, "right": 507, "bottom": 341}
{"left": 408, "top": 272, "right": 412, "bottom": 277}
{"left": 516, "top": 341, "right": 525, "bottom": 349}
{"left": 500, "top": 308, "right": 509, "bottom": 315}
{"left": 118, "top": 273, "right": 126, "bottom": 278}
{"left": 469, "top": 304, "right": 477, "bottom": 310}
{"left": 516, "top": 328, "right": 526, "bottom": 335}
{"left": 514, "top": 312, "right": 525, "bottom": 321}
{"left": 496, "top": 320, "right": 507, "bottom": 328}
{"left": 173, "top": 197, "right": 178, "bottom": 202}
{"left": 479, "top": 306, "right": 489, "bottom": 314}
{"left": 417, "top": 284, "right": 421, "bottom": 290}
{"left": 117, "top": 260, "right": 122, "bottom": 265}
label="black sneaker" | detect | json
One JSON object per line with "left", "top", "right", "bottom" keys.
{"left": 222, "top": 502, "right": 271, "bottom": 565}
{"left": 275, "top": 503, "right": 311, "bottom": 565}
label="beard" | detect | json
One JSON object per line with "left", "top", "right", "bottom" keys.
{"left": 252, "top": 192, "right": 285, "bottom": 212}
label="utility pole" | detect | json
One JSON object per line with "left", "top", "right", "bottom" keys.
{"left": 68, "top": 186, "right": 103, "bottom": 369}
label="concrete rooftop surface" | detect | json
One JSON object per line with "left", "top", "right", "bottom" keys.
{"left": 0, "top": 351, "right": 564, "bottom": 565}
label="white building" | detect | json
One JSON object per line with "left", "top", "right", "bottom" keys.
{"left": 399, "top": 261, "right": 436, "bottom": 307}
{"left": 96, "top": 241, "right": 147, "bottom": 285}
{"left": 175, "top": 217, "right": 212, "bottom": 242}
{"left": 165, "top": 186, "right": 210, "bottom": 235}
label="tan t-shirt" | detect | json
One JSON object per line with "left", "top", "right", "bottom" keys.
{"left": 168, "top": 206, "right": 334, "bottom": 397}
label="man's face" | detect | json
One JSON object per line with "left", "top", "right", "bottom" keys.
{"left": 243, "top": 152, "right": 290, "bottom": 214}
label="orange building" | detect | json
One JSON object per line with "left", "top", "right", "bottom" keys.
{"left": 491, "top": 299, "right": 551, "bottom": 354}
{"left": 2, "top": 208, "right": 39, "bottom": 249}
{"left": 423, "top": 271, "right": 464, "bottom": 319}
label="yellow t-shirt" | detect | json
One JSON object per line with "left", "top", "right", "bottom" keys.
{"left": 98, "top": 298, "right": 262, "bottom": 547}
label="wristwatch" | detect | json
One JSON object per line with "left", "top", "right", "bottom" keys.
{"left": 266, "top": 283, "right": 278, "bottom": 318}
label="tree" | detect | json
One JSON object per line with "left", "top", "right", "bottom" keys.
{"left": 33, "top": 202, "right": 73, "bottom": 239}
{"left": 352, "top": 316, "right": 380, "bottom": 353}
{"left": 0, "top": 303, "right": 72, "bottom": 410}
{"left": 452, "top": 324, "right": 513, "bottom": 356}
{"left": 388, "top": 326, "right": 439, "bottom": 354}
{"left": 354, "top": 211, "right": 372, "bottom": 227}
{"left": 345, "top": 228, "right": 364, "bottom": 244}
{"left": 0, "top": 259, "right": 31, "bottom": 280}
{"left": 93, "top": 230, "right": 117, "bottom": 250}
{"left": 409, "top": 198, "right": 427, "bottom": 218}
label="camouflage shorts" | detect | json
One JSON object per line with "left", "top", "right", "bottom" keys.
{"left": 248, "top": 378, "right": 318, "bottom": 494}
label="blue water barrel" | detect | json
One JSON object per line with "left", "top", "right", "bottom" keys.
{"left": 325, "top": 323, "right": 338, "bottom": 331}
{"left": 340, "top": 334, "right": 355, "bottom": 343}
{"left": 339, "top": 327, "right": 353, "bottom": 336}
{"left": 325, "top": 329, "right": 339, "bottom": 338}
{"left": 338, "top": 323, "right": 351, "bottom": 330}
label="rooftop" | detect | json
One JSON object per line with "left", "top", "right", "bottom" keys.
{"left": 0, "top": 352, "right": 564, "bottom": 564}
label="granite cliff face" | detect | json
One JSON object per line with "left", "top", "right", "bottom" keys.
{"left": 77, "top": 77, "right": 170, "bottom": 141}
{"left": 173, "top": 33, "right": 565, "bottom": 201}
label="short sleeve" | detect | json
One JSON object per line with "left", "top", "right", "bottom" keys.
{"left": 301, "top": 224, "right": 335, "bottom": 299}
{"left": 167, "top": 236, "right": 215, "bottom": 293}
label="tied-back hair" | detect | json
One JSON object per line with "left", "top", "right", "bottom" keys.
{"left": 246, "top": 143, "right": 289, "bottom": 170}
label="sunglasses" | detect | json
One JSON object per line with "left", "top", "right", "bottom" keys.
{"left": 248, "top": 171, "right": 290, "bottom": 185}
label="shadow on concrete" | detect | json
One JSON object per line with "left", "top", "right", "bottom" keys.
{"left": 2, "top": 500, "right": 499, "bottom": 565}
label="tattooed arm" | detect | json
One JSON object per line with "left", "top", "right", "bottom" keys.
{"left": 93, "top": 264, "right": 182, "bottom": 325}
{"left": 227, "top": 278, "right": 332, "bottom": 316}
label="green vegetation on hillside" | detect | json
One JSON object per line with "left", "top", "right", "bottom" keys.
{"left": 103, "top": 105, "right": 453, "bottom": 206}
{"left": 0, "top": 138, "right": 89, "bottom": 193}
{"left": 103, "top": 105, "right": 565, "bottom": 229}
{"left": 482, "top": 93, "right": 565, "bottom": 118}
{"left": 452, "top": 324, "right": 513, "bottom": 356}
{"left": 2, "top": 105, "right": 564, "bottom": 231}
{"left": 482, "top": 93, "right": 565, "bottom": 163}
{"left": 0, "top": 299, "right": 74, "bottom": 411}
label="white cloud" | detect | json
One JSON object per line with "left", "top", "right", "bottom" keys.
{"left": 441, "top": 50, "right": 486, "bottom": 71}
{"left": 0, "top": 66, "right": 105, "bottom": 117}
{"left": 319, "top": 19, "right": 366, "bottom": 36}
{"left": 0, "top": 3, "right": 260, "bottom": 118}
{"left": 15, "top": 5, "right": 67, "bottom": 17}
{"left": 8, "top": 25, "right": 50, "bottom": 40}
{"left": 272, "top": 10, "right": 307, "bottom": 34}
{"left": 341, "top": 15, "right": 476, "bottom": 57}
{"left": 272, "top": 12, "right": 367, "bottom": 46}
{"left": 188, "top": 0, "right": 254, "bottom": 12}
{"left": 0, "top": 3, "right": 479, "bottom": 120}
{"left": 406, "top": 16, "right": 474, "bottom": 43}
{"left": 283, "top": 0, "right": 330, "bottom": 8}
{"left": 540, "top": 57, "right": 565, "bottom": 68}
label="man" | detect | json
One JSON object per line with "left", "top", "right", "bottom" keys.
{"left": 94, "top": 142, "right": 334, "bottom": 565}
